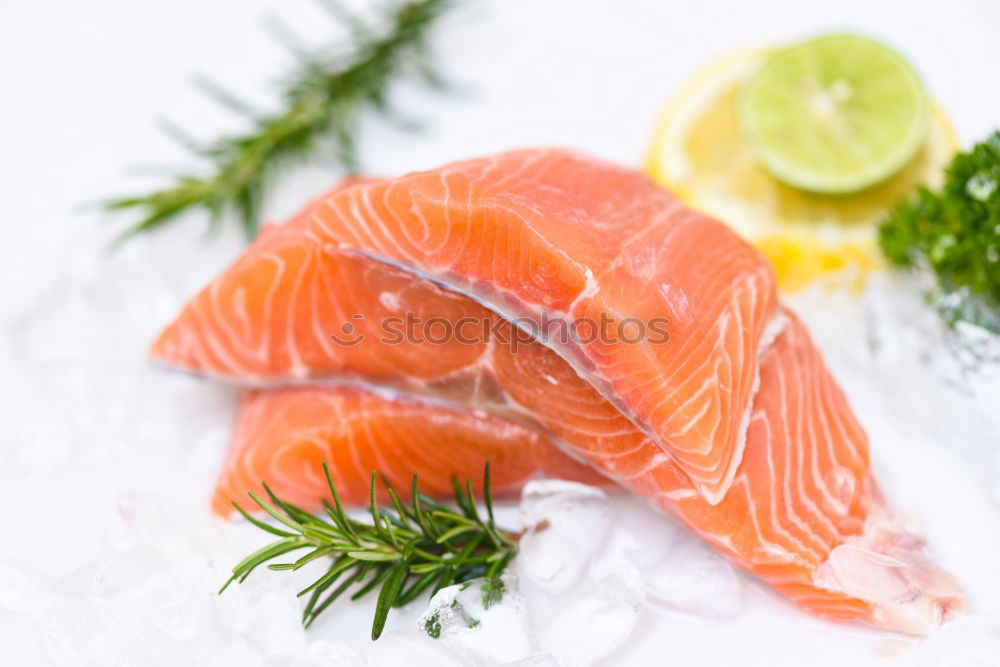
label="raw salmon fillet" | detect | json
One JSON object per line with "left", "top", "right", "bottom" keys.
{"left": 148, "top": 181, "right": 497, "bottom": 393}
{"left": 308, "top": 149, "right": 780, "bottom": 502}
{"left": 646, "top": 312, "right": 961, "bottom": 632}
{"left": 151, "top": 154, "right": 961, "bottom": 633}
{"left": 212, "top": 386, "right": 605, "bottom": 516}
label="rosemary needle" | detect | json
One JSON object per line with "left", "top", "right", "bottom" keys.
{"left": 222, "top": 462, "right": 518, "bottom": 640}
{"left": 107, "top": 0, "right": 452, "bottom": 246}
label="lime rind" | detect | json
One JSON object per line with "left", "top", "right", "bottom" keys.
{"left": 738, "top": 34, "right": 931, "bottom": 194}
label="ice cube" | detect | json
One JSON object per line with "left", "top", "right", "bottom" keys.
{"left": 517, "top": 481, "right": 610, "bottom": 593}
{"left": 586, "top": 497, "right": 741, "bottom": 621}
{"left": 418, "top": 575, "right": 532, "bottom": 665}
{"left": 642, "top": 535, "right": 742, "bottom": 620}
{"left": 530, "top": 568, "right": 644, "bottom": 667}
{"left": 588, "top": 497, "right": 681, "bottom": 581}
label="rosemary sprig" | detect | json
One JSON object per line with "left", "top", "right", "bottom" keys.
{"left": 107, "top": 0, "right": 452, "bottom": 245}
{"left": 222, "top": 462, "right": 518, "bottom": 640}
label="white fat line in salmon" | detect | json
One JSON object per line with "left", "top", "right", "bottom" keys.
{"left": 330, "top": 244, "right": 785, "bottom": 507}
{"left": 718, "top": 305, "right": 790, "bottom": 505}
{"left": 335, "top": 246, "right": 669, "bottom": 457}
{"left": 268, "top": 375, "right": 607, "bottom": 475}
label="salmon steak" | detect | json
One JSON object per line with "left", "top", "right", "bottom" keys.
{"left": 307, "top": 150, "right": 780, "bottom": 503}
{"left": 151, "top": 149, "right": 962, "bottom": 633}
{"left": 212, "top": 386, "right": 605, "bottom": 516}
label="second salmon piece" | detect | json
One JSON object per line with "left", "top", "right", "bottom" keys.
{"left": 213, "top": 385, "right": 606, "bottom": 516}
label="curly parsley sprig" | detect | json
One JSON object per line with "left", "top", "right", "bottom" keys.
{"left": 107, "top": 0, "right": 452, "bottom": 246}
{"left": 221, "top": 462, "right": 517, "bottom": 640}
{"left": 879, "top": 131, "right": 1000, "bottom": 332}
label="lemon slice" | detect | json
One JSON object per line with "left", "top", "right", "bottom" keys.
{"left": 647, "top": 45, "right": 956, "bottom": 291}
{"left": 739, "top": 34, "right": 931, "bottom": 194}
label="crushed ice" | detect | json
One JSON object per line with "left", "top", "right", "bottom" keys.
{"left": 411, "top": 480, "right": 742, "bottom": 666}
{"left": 1, "top": 236, "right": 234, "bottom": 481}
{"left": 5, "top": 222, "right": 1000, "bottom": 665}
{"left": 419, "top": 575, "right": 532, "bottom": 664}
{"left": 29, "top": 480, "right": 747, "bottom": 667}
{"left": 41, "top": 494, "right": 354, "bottom": 667}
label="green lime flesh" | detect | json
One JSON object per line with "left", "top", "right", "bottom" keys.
{"left": 739, "top": 34, "right": 930, "bottom": 194}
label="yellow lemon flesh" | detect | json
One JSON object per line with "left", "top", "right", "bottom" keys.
{"left": 647, "top": 46, "right": 956, "bottom": 291}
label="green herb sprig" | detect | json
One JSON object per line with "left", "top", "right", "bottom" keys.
{"left": 879, "top": 131, "right": 1000, "bottom": 332}
{"left": 221, "top": 462, "right": 517, "bottom": 640}
{"left": 107, "top": 0, "right": 451, "bottom": 246}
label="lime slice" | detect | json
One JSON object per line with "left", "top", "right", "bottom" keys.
{"left": 738, "top": 34, "right": 930, "bottom": 194}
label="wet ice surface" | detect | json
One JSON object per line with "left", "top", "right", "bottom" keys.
{"left": 40, "top": 495, "right": 365, "bottom": 667}
{"left": 419, "top": 575, "right": 533, "bottom": 664}
{"left": 2, "top": 229, "right": 1000, "bottom": 665}
{"left": 515, "top": 482, "right": 646, "bottom": 665}
{"left": 2, "top": 235, "right": 235, "bottom": 483}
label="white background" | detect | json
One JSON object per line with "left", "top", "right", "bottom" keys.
{"left": 1, "top": 0, "right": 998, "bottom": 665}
